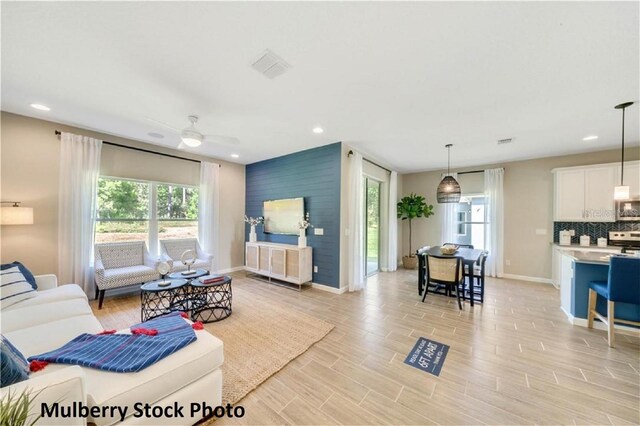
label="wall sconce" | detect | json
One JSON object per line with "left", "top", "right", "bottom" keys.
{"left": 0, "top": 202, "right": 34, "bottom": 225}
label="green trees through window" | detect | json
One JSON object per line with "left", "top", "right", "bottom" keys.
{"left": 98, "top": 179, "right": 149, "bottom": 219}
{"left": 157, "top": 184, "right": 198, "bottom": 220}
{"left": 96, "top": 177, "right": 199, "bottom": 245}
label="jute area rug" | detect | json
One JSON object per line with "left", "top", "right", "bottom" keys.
{"left": 204, "top": 285, "right": 334, "bottom": 406}
{"left": 92, "top": 283, "right": 334, "bottom": 408}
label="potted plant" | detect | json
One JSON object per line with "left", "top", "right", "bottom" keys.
{"left": 397, "top": 193, "right": 434, "bottom": 269}
{"left": 0, "top": 389, "right": 41, "bottom": 426}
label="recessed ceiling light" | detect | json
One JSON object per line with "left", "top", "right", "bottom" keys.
{"left": 583, "top": 135, "right": 598, "bottom": 141}
{"left": 312, "top": 127, "right": 324, "bottom": 134}
{"left": 231, "top": 153, "right": 240, "bottom": 158}
{"left": 30, "top": 103, "right": 50, "bottom": 111}
{"left": 148, "top": 132, "right": 164, "bottom": 139}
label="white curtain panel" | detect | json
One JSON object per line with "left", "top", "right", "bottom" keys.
{"left": 348, "top": 152, "right": 365, "bottom": 291}
{"left": 484, "top": 168, "right": 505, "bottom": 277}
{"left": 440, "top": 172, "right": 458, "bottom": 245}
{"left": 58, "top": 132, "right": 102, "bottom": 294}
{"left": 198, "top": 161, "right": 220, "bottom": 271}
{"left": 387, "top": 171, "right": 398, "bottom": 272}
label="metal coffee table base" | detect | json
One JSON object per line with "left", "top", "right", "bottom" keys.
{"left": 140, "top": 282, "right": 190, "bottom": 322}
{"left": 190, "top": 278, "right": 233, "bottom": 323}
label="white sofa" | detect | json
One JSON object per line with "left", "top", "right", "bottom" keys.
{"left": 160, "top": 238, "right": 213, "bottom": 273}
{"left": 1, "top": 275, "right": 224, "bottom": 426}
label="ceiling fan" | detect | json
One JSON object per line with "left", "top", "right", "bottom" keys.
{"left": 146, "top": 115, "right": 239, "bottom": 149}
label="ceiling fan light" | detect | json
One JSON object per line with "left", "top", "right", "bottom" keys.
{"left": 614, "top": 185, "right": 630, "bottom": 201}
{"left": 180, "top": 128, "right": 203, "bottom": 147}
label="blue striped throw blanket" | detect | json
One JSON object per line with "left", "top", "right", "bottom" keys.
{"left": 28, "top": 312, "right": 196, "bottom": 373}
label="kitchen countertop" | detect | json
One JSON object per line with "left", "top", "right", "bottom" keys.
{"left": 560, "top": 250, "right": 637, "bottom": 265}
{"left": 553, "top": 243, "right": 622, "bottom": 251}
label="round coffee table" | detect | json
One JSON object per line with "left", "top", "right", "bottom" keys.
{"left": 168, "top": 268, "right": 209, "bottom": 281}
{"left": 189, "top": 275, "right": 232, "bottom": 323}
{"left": 140, "top": 279, "right": 189, "bottom": 322}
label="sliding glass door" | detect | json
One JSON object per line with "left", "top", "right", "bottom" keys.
{"left": 365, "top": 177, "right": 381, "bottom": 276}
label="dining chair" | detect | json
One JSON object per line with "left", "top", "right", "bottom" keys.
{"left": 416, "top": 246, "right": 431, "bottom": 296}
{"left": 587, "top": 256, "right": 640, "bottom": 347}
{"left": 423, "top": 255, "right": 464, "bottom": 310}
{"left": 464, "top": 251, "right": 488, "bottom": 304}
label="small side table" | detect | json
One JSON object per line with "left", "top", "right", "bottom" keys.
{"left": 190, "top": 276, "right": 233, "bottom": 323}
{"left": 140, "top": 279, "right": 189, "bottom": 322}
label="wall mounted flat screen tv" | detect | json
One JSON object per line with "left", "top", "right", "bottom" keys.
{"left": 263, "top": 197, "right": 304, "bottom": 235}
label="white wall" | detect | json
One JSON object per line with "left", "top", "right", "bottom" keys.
{"left": 0, "top": 112, "right": 246, "bottom": 276}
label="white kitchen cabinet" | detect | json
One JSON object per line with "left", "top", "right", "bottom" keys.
{"left": 553, "top": 161, "right": 637, "bottom": 222}
{"left": 559, "top": 252, "right": 574, "bottom": 317}
{"left": 584, "top": 166, "right": 616, "bottom": 222}
{"left": 245, "top": 242, "right": 313, "bottom": 289}
{"left": 615, "top": 161, "right": 640, "bottom": 199}
{"left": 551, "top": 246, "right": 563, "bottom": 289}
{"left": 554, "top": 169, "right": 585, "bottom": 221}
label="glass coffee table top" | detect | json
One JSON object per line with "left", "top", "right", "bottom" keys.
{"left": 168, "top": 268, "right": 209, "bottom": 280}
{"left": 141, "top": 278, "right": 188, "bottom": 292}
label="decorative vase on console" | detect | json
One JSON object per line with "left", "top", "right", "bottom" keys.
{"left": 244, "top": 215, "right": 263, "bottom": 243}
{"left": 298, "top": 212, "right": 313, "bottom": 248}
{"left": 298, "top": 228, "right": 307, "bottom": 248}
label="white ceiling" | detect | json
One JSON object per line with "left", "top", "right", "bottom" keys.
{"left": 2, "top": 1, "right": 638, "bottom": 173}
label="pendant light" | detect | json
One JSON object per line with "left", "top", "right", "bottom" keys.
{"left": 437, "top": 144, "right": 461, "bottom": 203}
{"left": 614, "top": 102, "right": 634, "bottom": 201}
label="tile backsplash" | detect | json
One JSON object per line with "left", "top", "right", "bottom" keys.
{"left": 553, "top": 221, "right": 640, "bottom": 244}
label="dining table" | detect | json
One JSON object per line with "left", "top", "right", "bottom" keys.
{"left": 416, "top": 246, "right": 484, "bottom": 296}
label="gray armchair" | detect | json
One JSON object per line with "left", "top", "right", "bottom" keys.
{"left": 94, "top": 241, "right": 161, "bottom": 308}
{"left": 159, "top": 238, "right": 213, "bottom": 273}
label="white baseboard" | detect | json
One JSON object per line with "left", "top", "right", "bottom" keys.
{"left": 561, "top": 307, "right": 639, "bottom": 336}
{"left": 215, "top": 266, "right": 246, "bottom": 274}
{"left": 502, "top": 273, "right": 553, "bottom": 285}
{"left": 311, "top": 283, "right": 348, "bottom": 294}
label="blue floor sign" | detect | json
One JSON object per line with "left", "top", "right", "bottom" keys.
{"left": 403, "top": 337, "right": 449, "bottom": 376}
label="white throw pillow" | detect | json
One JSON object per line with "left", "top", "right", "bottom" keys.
{"left": 1, "top": 266, "right": 37, "bottom": 309}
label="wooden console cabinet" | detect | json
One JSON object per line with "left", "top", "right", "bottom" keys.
{"left": 245, "top": 242, "right": 313, "bottom": 289}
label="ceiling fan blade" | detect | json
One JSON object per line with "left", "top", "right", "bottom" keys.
{"left": 203, "top": 134, "right": 240, "bottom": 145}
{"left": 144, "top": 116, "right": 181, "bottom": 133}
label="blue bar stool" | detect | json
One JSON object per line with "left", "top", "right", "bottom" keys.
{"left": 587, "top": 256, "right": 640, "bottom": 347}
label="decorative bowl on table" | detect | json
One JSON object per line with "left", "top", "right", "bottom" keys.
{"left": 440, "top": 244, "right": 458, "bottom": 255}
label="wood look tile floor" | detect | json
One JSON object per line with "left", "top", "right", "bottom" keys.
{"left": 92, "top": 270, "right": 640, "bottom": 425}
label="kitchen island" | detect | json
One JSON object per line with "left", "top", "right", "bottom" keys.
{"left": 558, "top": 249, "right": 640, "bottom": 329}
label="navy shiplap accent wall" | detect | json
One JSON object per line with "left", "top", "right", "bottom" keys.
{"left": 245, "top": 142, "right": 342, "bottom": 288}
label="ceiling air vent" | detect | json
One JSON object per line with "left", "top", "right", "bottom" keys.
{"left": 497, "top": 138, "right": 514, "bottom": 145}
{"left": 251, "top": 49, "right": 291, "bottom": 79}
